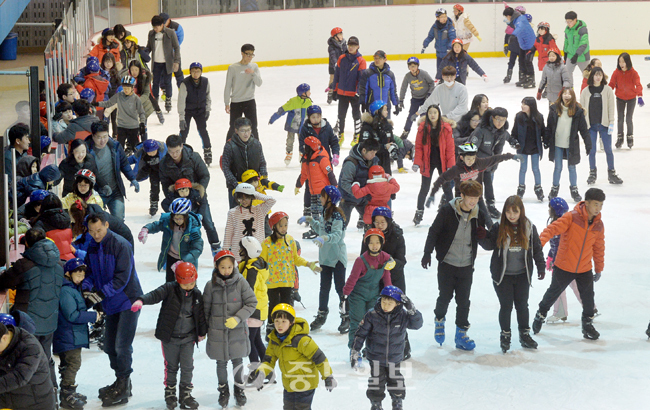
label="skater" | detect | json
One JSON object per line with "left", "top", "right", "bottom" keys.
{"left": 452, "top": 4, "right": 482, "bottom": 51}
{"left": 421, "top": 180, "right": 488, "bottom": 351}
{"left": 579, "top": 67, "right": 623, "bottom": 185}
{"left": 127, "top": 53, "right": 165, "bottom": 126}
{"left": 224, "top": 44, "right": 263, "bottom": 140}
{"left": 352, "top": 165, "right": 400, "bottom": 227}
{"left": 455, "top": 109, "right": 481, "bottom": 143}
{"left": 327, "top": 27, "right": 347, "bottom": 105}
{"left": 204, "top": 250, "right": 257, "bottom": 409}
{"left": 131, "top": 262, "right": 207, "bottom": 410}
{"left": 341, "top": 228, "right": 394, "bottom": 349}
{"left": 101, "top": 53, "right": 121, "bottom": 136}
{"left": 580, "top": 58, "right": 603, "bottom": 92}
{"left": 435, "top": 38, "right": 487, "bottom": 85}
{"left": 269, "top": 83, "right": 313, "bottom": 166}
{"left": 421, "top": 8, "right": 457, "bottom": 72}
{"left": 53, "top": 99, "right": 100, "bottom": 146}
{"left": 89, "top": 28, "right": 122, "bottom": 67}
{"left": 398, "top": 56, "right": 435, "bottom": 139}
{"left": 510, "top": 97, "right": 545, "bottom": 201}
{"left": 532, "top": 188, "right": 605, "bottom": 341}
{"left": 138, "top": 197, "right": 204, "bottom": 283}
{"left": 32, "top": 194, "right": 76, "bottom": 263}
{"left": 470, "top": 94, "right": 490, "bottom": 119}
{"left": 563, "top": 11, "right": 590, "bottom": 75}
{"left": 331, "top": 35, "right": 366, "bottom": 146}
{"left": 146, "top": 15, "right": 181, "bottom": 113}
{"left": 160, "top": 13, "right": 185, "bottom": 88}
{"left": 58, "top": 139, "right": 100, "bottom": 197}
{"left": 131, "top": 139, "right": 167, "bottom": 217}
{"left": 545, "top": 87, "right": 591, "bottom": 202}
{"left": 351, "top": 286, "right": 423, "bottom": 410}
{"left": 298, "top": 105, "right": 340, "bottom": 171}
{"left": 416, "top": 65, "right": 468, "bottom": 122}
{"left": 479, "top": 196, "right": 545, "bottom": 353}
{"left": 122, "top": 35, "right": 151, "bottom": 71}
{"left": 359, "top": 100, "right": 402, "bottom": 176}
{"left": 299, "top": 186, "right": 349, "bottom": 333}
{"left": 178, "top": 62, "right": 213, "bottom": 165}
{"left": 502, "top": 5, "right": 524, "bottom": 85}
{"left": 61, "top": 169, "right": 104, "bottom": 211}
{"left": 531, "top": 22, "right": 558, "bottom": 75}
{"left": 609, "top": 52, "right": 644, "bottom": 149}
{"left": 503, "top": 7, "right": 536, "bottom": 89}
{"left": 359, "top": 50, "right": 399, "bottom": 117}
{"left": 537, "top": 46, "right": 571, "bottom": 108}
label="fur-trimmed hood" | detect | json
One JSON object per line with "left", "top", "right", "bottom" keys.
{"left": 361, "top": 111, "right": 394, "bottom": 127}
{"left": 417, "top": 115, "right": 457, "bottom": 129}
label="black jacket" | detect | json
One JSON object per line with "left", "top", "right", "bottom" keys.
{"left": 33, "top": 208, "right": 71, "bottom": 232}
{"left": 221, "top": 134, "right": 267, "bottom": 190}
{"left": 510, "top": 111, "right": 545, "bottom": 159}
{"left": 545, "top": 105, "right": 591, "bottom": 166}
{"left": 139, "top": 282, "right": 207, "bottom": 344}
{"left": 159, "top": 145, "right": 210, "bottom": 199}
{"left": 359, "top": 112, "right": 395, "bottom": 175}
{"left": 361, "top": 221, "right": 406, "bottom": 282}
{"left": 59, "top": 153, "right": 100, "bottom": 197}
{"left": 0, "top": 326, "right": 57, "bottom": 410}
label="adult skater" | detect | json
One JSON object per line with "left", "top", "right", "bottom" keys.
{"left": 159, "top": 13, "right": 185, "bottom": 88}
{"left": 503, "top": 7, "right": 536, "bottom": 89}
{"left": 146, "top": 15, "right": 181, "bottom": 113}
{"left": 563, "top": 11, "right": 590, "bottom": 75}
{"left": 224, "top": 44, "right": 263, "bottom": 140}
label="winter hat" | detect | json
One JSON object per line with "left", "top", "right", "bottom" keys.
{"left": 159, "top": 13, "right": 170, "bottom": 23}
{"left": 102, "top": 28, "right": 114, "bottom": 37}
{"left": 347, "top": 36, "right": 359, "bottom": 46}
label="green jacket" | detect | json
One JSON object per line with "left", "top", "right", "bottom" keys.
{"left": 563, "top": 20, "right": 590, "bottom": 62}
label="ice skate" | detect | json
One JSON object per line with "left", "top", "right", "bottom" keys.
{"left": 570, "top": 186, "right": 582, "bottom": 202}
{"left": 356, "top": 218, "right": 364, "bottom": 231}
{"left": 234, "top": 385, "right": 246, "bottom": 408}
{"left": 523, "top": 74, "right": 536, "bottom": 89}
{"left": 156, "top": 110, "right": 165, "bottom": 124}
{"left": 165, "top": 98, "right": 172, "bottom": 113}
{"left": 534, "top": 185, "right": 544, "bottom": 201}
{"left": 646, "top": 322, "right": 650, "bottom": 339}
{"left": 338, "top": 314, "right": 350, "bottom": 334}
{"left": 400, "top": 130, "right": 409, "bottom": 140}
{"left": 519, "top": 329, "right": 538, "bottom": 349}
{"left": 392, "top": 397, "right": 404, "bottom": 410}
{"left": 350, "top": 134, "right": 359, "bottom": 146}
{"left": 582, "top": 316, "right": 600, "bottom": 340}
{"left": 60, "top": 385, "right": 85, "bottom": 409}
{"left": 503, "top": 68, "right": 513, "bottom": 84}
{"left": 101, "top": 377, "right": 130, "bottom": 407}
{"left": 203, "top": 147, "right": 212, "bottom": 166}
{"left": 217, "top": 384, "right": 230, "bottom": 409}
{"left": 500, "top": 330, "right": 511, "bottom": 353}
{"left": 434, "top": 317, "right": 445, "bottom": 346}
{"left": 627, "top": 135, "right": 633, "bottom": 149}
{"left": 454, "top": 326, "right": 476, "bottom": 351}
{"left": 149, "top": 201, "right": 158, "bottom": 217}
{"left": 284, "top": 151, "right": 293, "bottom": 165}
{"left": 302, "top": 228, "right": 317, "bottom": 239}
{"left": 370, "top": 402, "right": 384, "bottom": 410}
{"left": 326, "top": 88, "right": 333, "bottom": 104}
{"left": 398, "top": 167, "right": 408, "bottom": 174}
{"left": 413, "top": 209, "right": 424, "bottom": 226}
{"left": 608, "top": 169, "right": 623, "bottom": 184}
{"left": 165, "top": 385, "right": 177, "bottom": 409}
{"left": 515, "top": 72, "right": 525, "bottom": 87}
{"left": 532, "top": 311, "right": 546, "bottom": 334}
{"left": 487, "top": 201, "right": 501, "bottom": 219}
{"left": 179, "top": 384, "right": 199, "bottom": 409}
{"left": 338, "top": 132, "right": 345, "bottom": 146}
{"left": 615, "top": 134, "right": 624, "bottom": 149}
{"left": 310, "top": 309, "right": 328, "bottom": 330}
{"left": 549, "top": 185, "right": 559, "bottom": 200}
{"left": 587, "top": 168, "right": 597, "bottom": 185}
{"left": 546, "top": 315, "right": 567, "bottom": 323}
{"left": 516, "top": 184, "right": 525, "bottom": 198}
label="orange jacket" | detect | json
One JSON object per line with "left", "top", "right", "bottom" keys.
{"left": 297, "top": 148, "right": 337, "bottom": 195}
{"left": 539, "top": 202, "right": 604, "bottom": 274}
{"left": 89, "top": 41, "right": 121, "bottom": 63}
{"left": 76, "top": 72, "right": 110, "bottom": 103}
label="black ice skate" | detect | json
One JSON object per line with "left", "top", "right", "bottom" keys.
{"left": 615, "top": 134, "right": 624, "bottom": 149}
{"left": 310, "top": 309, "right": 328, "bottom": 331}
{"left": 338, "top": 314, "right": 350, "bottom": 334}
{"left": 234, "top": 385, "right": 246, "bottom": 408}
{"left": 582, "top": 316, "right": 600, "bottom": 340}
{"left": 101, "top": 377, "right": 130, "bottom": 407}
{"left": 532, "top": 311, "right": 546, "bottom": 334}
{"left": 519, "top": 329, "right": 538, "bottom": 349}
{"left": 179, "top": 385, "right": 199, "bottom": 409}
{"left": 570, "top": 186, "right": 582, "bottom": 202}
{"left": 165, "top": 384, "right": 177, "bottom": 409}
{"left": 500, "top": 330, "right": 511, "bottom": 353}
{"left": 217, "top": 384, "right": 230, "bottom": 409}
{"left": 587, "top": 168, "right": 597, "bottom": 185}
{"left": 534, "top": 185, "right": 544, "bottom": 201}
{"left": 516, "top": 184, "right": 525, "bottom": 198}
{"left": 608, "top": 169, "right": 623, "bottom": 184}
{"left": 413, "top": 209, "right": 424, "bottom": 226}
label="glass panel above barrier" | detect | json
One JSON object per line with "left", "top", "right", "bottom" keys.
{"left": 285, "top": 0, "right": 334, "bottom": 9}
{"left": 199, "top": 0, "right": 240, "bottom": 13}
{"left": 0, "top": 70, "right": 33, "bottom": 141}
{"left": 109, "top": 0, "right": 133, "bottom": 25}
{"left": 162, "top": 0, "right": 199, "bottom": 17}
{"left": 93, "top": 0, "right": 110, "bottom": 35}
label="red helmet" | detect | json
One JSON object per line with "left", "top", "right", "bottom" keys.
{"left": 269, "top": 211, "right": 289, "bottom": 228}
{"left": 175, "top": 178, "right": 192, "bottom": 190}
{"left": 548, "top": 46, "right": 562, "bottom": 58}
{"left": 537, "top": 21, "right": 550, "bottom": 30}
{"left": 364, "top": 228, "right": 385, "bottom": 244}
{"left": 304, "top": 136, "right": 321, "bottom": 152}
{"left": 213, "top": 249, "right": 236, "bottom": 264}
{"left": 368, "top": 165, "right": 385, "bottom": 179}
{"left": 451, "top": 38, "right": 464, "bottom": 47}
{"left": 331, "top": 27, "right": 343, "bottom": 37}
{"left": 175, "top": 262, "right": 198, "bottom": 284}
{"left": 453, "top": 4, "right": 464, "bottom": 12}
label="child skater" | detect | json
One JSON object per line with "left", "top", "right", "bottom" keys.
{"left": 269, "top": 83, "right": 313, "bottom": 165}
{"left": 609, "top": 52, "right": 644, "bottom": 149}
{"left": 479, "top": 195, "right": 545, "bottom": 353}
{"left": 327, "top": 27, "right": 347, "bottom": 105}
{"left": 351, "top": 286, "right": 423, "bottom": 410}
{"left": 130, "top": 262, "right": 207, "bottom": 410}
{"left": 240, "top": 169, "right": 284, "bottom": 236}
{"left": 251, "top": 304, "right": 337, "bottom": 408}
{"left": 351, "top": 165, "right": 400, "bottom": 228}
{"left": 580, "top": 58, "right": 603, "bottom": 92}
{"left": 61, "top": 169, "right": 104, "bottom": 211}
{"left": 341, "top": 228, "right": 394, "bottom": 353}
{"left": 178, "top": 62, "right": 213, "bottom": 165}
{"left": 205, "top": 250, "right": 257, "bottom": 409}
{"left": 298, "top": 186, "right": 349, "bottom": 333}
{"left": 398, "top": 56, "right": 435, "bottom": 140}
{"left": 436, "top": 38, "right": 488, "bottom": 85}
{"left": 137, "top": 197, "right": 204, "bottom": 283}
{"left": 161, "top": 178, "right": 204, "bottom": 214}
{"left": 510, "top": 97, "right": 545, "bottom": 201}
{"left": 537, "top": 47, "right": 571, "bottom": 108}
{"left": 360, "top": 100, "right": 403, "bottom": 176}
{"left": 531, "top": 22, "right": 557, "bottom": 82}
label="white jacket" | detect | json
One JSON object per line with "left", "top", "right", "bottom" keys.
{"left": 454, "top": 13, "right": 479, "bottom": 42}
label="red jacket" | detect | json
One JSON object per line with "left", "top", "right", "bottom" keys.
{"left": 414, "top": 119, "right": 456, "bottom": 178}
{"left": 297, "top": 148, "right": 337, "bottom": 195}
{"left": 76, "top": 72, "right": 110, "bottom": 103}
{"left": 47, "top": 228, "right": 76, "bottom": 261}
{"left": 609, "top": 68, "right": 643, "bottom": 100}
{"left": 351, "top": 176, "right": 400, "bottom": 224}
{"left": 533, "top": 35, "right": 558, "bottom": 71}
{"left": 89, "top": 41, "right": 121, "bottom": 63}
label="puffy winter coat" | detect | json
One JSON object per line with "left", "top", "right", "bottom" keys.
{"left": 328, "top": 36, "right": 347, "bottom": 74}
{"left": 131, "top": 140, "right": 167, "bottom": 181}
{"left": 563, "top": 20, "right": 590, "bottom": 62}
{"left": 352, "top": 300, "right": 423, "bottom": 365}
{"left": 414, "top": 117, "right": 456, "bottom": 178}
{"left": 53, "top": 278, "right": 97, "bottom": 354}
{"left": 239, "top": 258, "right": 270, "bottom": 321}
{"left": 539, "top": 202, "right": 604, "bottom": 274}
{"left": 298, "top": 119, "right": 340, "bottom": 158}
{"left": 144, "top": 211, "right": 204, "bottom": 272}
{"left": 53, "top": 114, "right": 99, "bottom": 145}
{"left": 360, "top": 220, "right": 406, "bottom": 290}
{"left": 160, "top": 144, "right": 210, "bottom": 196}
{"left": 75, "top": 72, "right": 110, "bottom": 103}
{"left": 86, "top": 136, "right": 137, "bottom": 198}
{"left": 140, "top": 281, "right": 208, "bottom": 344}
{"left": 510, "top": 111, "right": 545, "bottom": 158}
{"left": 609, "top": 68, "right": 643, "bottom": 100}
{"left": 89, "top": 40, "right": 121, "bottom": 63}
{"left": 309, "top": 211, "right": 347, "bottom": 268}
{"left": 435, "top": 52, "right": 485, "bottom": 85}
{"left": 224, "top": 192, "right": 276, "bottom": 262}
{"left": 33, "top": 208, "right": 75, "bottom": 261}
{"left": 359, "top": 112, "right": 399, "bottom": 176}
{"left": 423, "top": 19, "right": 456, "bottom": 55}
{"left": 338, "top": 144, "right": 379, "bottom": 204}
{"left": 539, "top": 62, "right": 572, "bottom": 103}
{"left": 203, "top": 271, "right": 257, "bottom": 361}
{"left": 59, "top": 152, "right": 100, "bottom": 196}
{"left": 259, "top": 317, "right": 333, "bottom": 393}
{"left": 579, "top": 84, "right": 616, "bottom": 128}
{"left": 509, "top": 11, "right": 536, "bottom": 50}
{"left": 221, "top": 134, "right": 267, "bottom": 190}
{"left": 352, "top": 176, "right": 400, "bottom": 224}
{"left": 454, "top": 12, "right": 480, "bottom": 42}
{"left": 545, "top": 105, "right": 590, "bottom": 165}
{"left": 61, "top": 191, "right": 104, "bottom": 212}
{"left": 261, "top": 234, "right": 308, "bottom": 289}
{"left": 470, "top": 115, "right": 510, "bottom": 170}
{"left": 297, "top": 147, "right": 337, "bottom": 195}
{"left": 359, "top": 62, "right": 399, "bottom": 106}
{"left": 269, "top": 95, "right": 312, "bottom": 134}
{"left": 0, "top": 326, "right": 56, "bottom": 410}
{"left": 15, "top": 164, "right": 62, "bottom": 208}
{"left": 333, "top": 51, "right": 367, "bottom": 97}
{"left": 533, "top": 34, "right": 558, "bottom": 71}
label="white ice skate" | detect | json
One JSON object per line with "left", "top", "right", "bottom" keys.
{"left": 546, "top": 315, "right": 567, "bottom": 324}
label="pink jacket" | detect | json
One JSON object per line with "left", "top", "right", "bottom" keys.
{"left": 351, "top": 176, "right": 400, "bottom": 224}
{"left": 224, "top": 192, "right": 276, "bottom": 262}
{"left": 343, "top": 251, "right": 393, "bottom": 296}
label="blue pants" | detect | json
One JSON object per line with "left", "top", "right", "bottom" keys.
{"left": 552, "top": 147, "right": 577, "bottom": 186}
{"left": 518, "top": 153, "right": 541, "bottom": 185}
{"left": 101, "top": 192, "right": 125, "bottom": 221}
{"left": 104, "top": 309, "right": 140, "bottom": 378}
{"left": 318, "top": 261, "right": 346, "bottom": 311}
{"left": 404, "top": 97, "right": 426, "bottom": 133}
{"left": 152, "top": 62, "right": 173, "bottom": 100}
{"left": 589, "top": 124, "right": 614, "bottom": 170}
{"left": 283, "top": 388, "right": 315, "bottom": 410}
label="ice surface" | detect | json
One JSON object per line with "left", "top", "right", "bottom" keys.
{"left": 76, "top": 55, "right": 650, "bottom": 409}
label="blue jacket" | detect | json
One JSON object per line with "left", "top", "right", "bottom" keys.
{"left": 85, "top": 135, "right": 137, "bottom": 198}
{"left": 359, "top": 62, "right": 399, "bottom": 106}
{"left": 15, "top": 165, "right": 61, "bottom": 207}
{"left": 144, "top": 211, "right": 204, "bottom": 272}
{"left": 129, "top": 140, "right": 167, "bottom": 181}
{"left": 309, "top": 210, "right": 347, "bottom": 268}
{"left": 83, "top": 229, "right": 143, "bottom": 315}
{"left": 168, "top": 20, "right": 184, "bottom": 45}
{"left": 53, "top": 278, "right": 97, "bottom": 354}
{"left": 509, "top": 11, "right": 536, "bottom": 50}
{"left": 298, "top": 119, "right": 340, "bottom": 157}
{"left": 435, "top": 53, "right": 486, "bottom": 85}
{"left": 332, "top": 51, "right": 367, "bottom": 97}
{"left": 423, "top": 19, "right": 456, "bottom": 55}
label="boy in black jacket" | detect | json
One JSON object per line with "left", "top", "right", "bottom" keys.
{"left": 179, "top": 62, "right": 212, "bottom": 166}
{"left": 130, "top": 262, "right": 207, "bottom": 410}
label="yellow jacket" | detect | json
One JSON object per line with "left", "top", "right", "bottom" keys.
{"left": 239, "top": 257, "right": 270, "bottom": 321}
{"left": 61, "top": 191, "right": 104, "bottom": 211}
{"left": 261, "top": 234, "right": 307, "bottom": 289}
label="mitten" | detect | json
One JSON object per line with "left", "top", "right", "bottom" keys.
{"left": 412, "top": 164, "right": 420, "bottom": 172}
{"left": 130, "top": 180, "right": 140, "bottom": 193}
{"left": 277, "top": 185, "right": 285, "bottom": 192}
{"left": 324, "top": 376, "right": 337, "bottom": 392}
{"left": 131, "top": 300, "right": 143, "bottom": 312}
{"left": 138, "top": 227, "right": 148, "bottom": 244}
{"left": 425, "top": 194, "right": 436, "bottom": 208}
{"left": 332, "top": 154, "right": 340, "bottom": 167}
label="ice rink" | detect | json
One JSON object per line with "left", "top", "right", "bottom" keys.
{"left": 75, "top": 54, "right": 650, "bottom": 409}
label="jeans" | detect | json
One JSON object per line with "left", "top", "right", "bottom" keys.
{"left": 589, "top": 124, "right": 614, "bottom": 170}
{"left": 336, "top": 95, "right": 361, "bottom": 136}
{"left": 493, "top": 273, "right": 530, "bottom": 332}
{"left": 538, "top": 266, "right": 595, "bottom": 318}
{"left": 197, "top": 197, "right": 220, "bottom": 245}
{"left": 552, "top": 146, "right": 577, "bottom": 186}
{"left": 152, "top": 62, "right": 173, "bottom": 99}
{"left": 36, "top": 333, "right": 57, "bottom": 388}
{"left": 181, "top": 110, "right": 211, "bottom": 149}
{"left": 434, "top": 262, "right": 474, "bottom": 328}
{"left": 416, "top": 173, "right": 453, "bottom": 210}
{"left": 404, "top": 97, "right": 426, "bottom": 133}
{"left": 104, "top": 309, "right": 140, "bottom": 378}
{"left": 518, "top": 153, "right": 541, "bottom": 185}
{"left": 616, "top": 97, "right": 636, "bottom": 137}
{"left": 101, "top": 192, "right": 125, "bottom": 221}
{"left": 227, "top": 99, "right": 259, "bottom": 140}
{"left": 318, "top": 261, "right": 346, "bottom": 311}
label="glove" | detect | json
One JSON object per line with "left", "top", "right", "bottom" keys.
{"left": 139, "top": 123, "right": 146, "bottom": 136}
{"left": 131, "top": 300, "right": 143, "bottom": 312}
{"left": 393, "top": 104, "right": 402, "bottom": 116}
{"left": 308, "top": 261, "right": 322, "bottom": 273}
{"left": 332, "top": 154, "right": 339, "bottom": 167}
{"left": 475, "top": 35, "right": 482, "bottom": 41}
{"left": 607, "top": 124, "right": 614, "bottom": 135}
{"left": 324, "top": 376, "right": 337, "bottom": 392}
{"left": 171, "top": 261, "right": 183, "bottom": 273}
{"left": 384, "top": 257, "right": 396, "bottom": 271}
{"left": 536, "top": 91, "right": 542, "bottom": 101}
{"left": 638, "top": 97, "right": 645, "bottom": 107}
{"left": 482, "top": 75, "right": 488, "bottom": 82}
{"left": 361, "top": 103, "right": 369, "bottom": 113}
{"left": 294, "top": 187, "right": 300, "bottom": 195}
{"left": 297, "top": 215, "right": 313, "bottom": 225}
{"left": 313, "top": 237, "right": 325, "bottom": 248}
{"left": 225, "top": 317, "right": 240, "bottom": 329}
{"left": 91, "top": 101, "right": 99, "bottom": 107}
{"left": 83, "top": 291, "right": 104, "bottom": 305}
{"left": 512, "top": 143, "right": 521, "bottom": 151}
{"left": 546, "top": 256, "right": 553, "bottom": 271}
{"left": 412, "top": 164, "right": 419, "bottom": 172}
{"left": 585, "top": 148, "right": 590, "bottom": 156}
{"left": 205, "top": 111, "right": 210, "bottom": 120}
{"left": 138, "top": 227, "right": 148, "bottom": 244}
{"left": 421, "top": 48, "right": 426, "bottom": 54}
{"left": 538, "top": 269, "right": 545, "bottom": 280}
{"left": 401, "top": 295, "right": 416, "bottom": 315}
{"left": 503, "top": 44, "right": 509, "bottom": 56}
{"left": 277, "top": 185, "right": 285, "bottom": 192}
{"left": 425, "top": 193, "right": 436, "bottom": 208}
{"left": 594, "top": 271, "right": 601, "bottom": 282}
{"left": 570, "top": 55, "right": 578, "bottom": 64}
{"left": 179, "top": 119, "right": 187, "bottom": 131}
{"left": 198, "top": 335, "right": 206, "bottom": 342}
{"left": 251, "top": 370, "right": 266, "bottom": 391}
{"left": 421, "top": 253, "right": 432, "bottom": 269}
{"left": 543, "top": 142, "right": 549, "bottom": 149}
{"left": 350, "top": 350, "right": 361, "bottom": 369}
{"left": 131, "top": 180, "right": 140, "bottom": 193}
{"left": 476, "top": 225, "right": 487, "bottom": 240}
{"left": 512, "top": 154, "right": 525, "bottom": 162}
{"left": 339, "top": 296, "right": 349, "bottom": 315}
{"left": 99, "top": 185, "right": 112, "bottom": 197}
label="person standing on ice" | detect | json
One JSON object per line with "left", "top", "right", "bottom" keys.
{"left": 563, "top": 11, "right": 591, "bottom": 76}
{"left": 452, "top": 4, "right": 482, "bottom": 51}
{"left": 416, "top": 66, "right": 468, "bottom": 122}
{"left": 224, "top": 43, "right": 263, "bottom": 140}
{"left": 421, "top": 8, "right": 456, "bottom": 73}
{"left": 503, "top": 7, "right": 536, "bottom": 89}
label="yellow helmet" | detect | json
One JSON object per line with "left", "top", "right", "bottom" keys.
{"left": 271, "top": 303, "right": 295, "bottom": 319}
{"left": 124, "top": 35, "right": 138, "bottom": 45}
{"left": 241, "top": 169, "right": 259, "bottom": 183}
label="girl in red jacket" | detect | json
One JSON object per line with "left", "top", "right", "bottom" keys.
{"left": 532, "top": 22, "right": 558, "bottom": 72}
{"left": 413, "top": 104, "right": 456, "bottom": 226}
{"left": 609, "top": 52, "right": 644, "bottom": 149}
{"left": 351, "top": 165, "right": 400, "bottom": 226}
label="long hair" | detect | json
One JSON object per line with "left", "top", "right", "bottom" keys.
{"left": 457, "top": 109, "right": 481, "bottom": 139}
{"left": 554, "top": 87, "right": 579, "bottom": 117}
{"left": 470, "top": 94, "right": 488, "bottom": 114}
{"left": 423, "top": 104, "right": 442, "bottom": 146}
{"left": 321, "top": 189, "right": 346, "bottom": 223}
{"left": 585, "top": 58, "right": 601, "bottom": 72}
{"left": 128, "top": 60, "right": 148, "bottom": 96}
{"left": 616, "top": 52, "right": 633, "bottom": 71}
{"left": 101, "top": 53, "right": 119, "bottom": 87}
{"left": 445, "top": 44, "right": 468, "bottom": 62}
{"left": 496, "top": 195, "right": 529, "bottom": 250}
{"left": 69, "top": 201, "right": 87, "bottom": 237}
{"left": 587, "top": 66, "right": 608, "bottom": 86}
{"left": 33, "top": 194, "right": 63, "bottom": 226}
{"left": 67, "top": 139, "right": 89, "bottom": 164}
{"left": 521, "top": 97, "right": 544, "bottom": 125}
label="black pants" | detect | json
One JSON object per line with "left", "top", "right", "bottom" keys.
{"left": 161, "top": 339, "right": 194, "bottom": 388}
{"left": 268, "top": 287, "right": 294, "bottom": 320}
{"left": 181, "top": 110, "right": 211, "bottom": 149}
{"left": 303, "top": 184, "right": 311, "bottom": 210}
{"left": 197, "top": 197, "right": 220, "bottom": 245}
{"left": 248, "top": 326, "right": 267, "bottom": 363}
{"left": 616, "top": 97, "right": 636, "bottom": 137}
{"left": 149, "top": 170, "right": 161, "bottom": 204}
{"left": 482, "top": 170, "right": 495, "bottom": 204}
{"left": 117, "top": 127, "right": 140, "bottom": 151}
{"left": 519, "top": 46, "right": 535, "bottom": 76}
{"left": 173, "top": 63, "right": 185, "bottom": 88}
{"left": 493, "top": 273, "right": 530, "bottom": 332}
{"left": 538, "top": 266, "right": 595, "bottom": 318}
{"left": 336, "top": 95, "right": 361, "bottom": 136}
{"left": 227, "top": 99, "right": 259, "bottom": 139}
{"left": 152, "top": 62, "right": 173, "bottom": 99}
{"left": 109, "top": 108, "right": 118, "bottom": 138}
{"left": 283, "top": 389, "right": 315, "bottom": 410}
{"left": 390, "top": 269, "right": 406, "bottom": 294}
{"left": 149, "top": 93, "right": 162, "bottom": 112}
{"left": 340, "top": 198, "right": 366, "bottom": 229}
{"left": 318, "top": 261, "right": 346, "bottom": 311}
{"left": 416, "top": 173, "right": 453, "bottom": 211}
{"left": 36, "top": 333, "right": 57, "bottom": 389}
{"left": 166, "top": 253, "right": 180, "bottom": 283}
{"left": 404, "top": 97, "right": 426, "bottom": 133}
{"left": 434, "top": 262, "right": 474, "bottom": 328}
{"left": 366, "top": 360, "right": 405, "bottom": 402}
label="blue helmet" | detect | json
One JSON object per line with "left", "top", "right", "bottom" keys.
{"left": 143, "top": 139, "right": 159, "bottom": 153}
{"left": 41, "top": 135, "right": 52, "bottom": 151}
{"left": 86, "top": 56, "right": 99, "bottom": 67}
{"left": 369, "top": 100, "right": 387, "bottom": 116}
{"left": 80, "top": 88, "right": 96, "bottom": 103}
{"left": 296, "top": 83, "right": 310, "bottom": 96}
{"left": 372, "top": 206, "right": 392, "bottom": 221}
{"left": 189, "top": 62, "right": 203, "bottom": 71}
{"left": 87, "top": 58, "right": 100, "bottom": 73}
{"left": 322, "top": 185, "right": 341, "bottom": 206}
{"left": 524, "top": 13, "right": 533, "bottom": 23}
{"left": 121, "top": 75, "right": 136, "bottom": 86}
{"left": 170, "top": 198, "right": 192, "bottom": 215}
{"left": 407, "top": 56, "right": 420, "bottom": 66}
{"left": 307, "top": 105, "right": 322, "bottom": 116}
{"left": 380, "top": 285, "right": 404, "bottom": 302}
{"left": 549, "top": 197, "right": 569, "bottom": 217}
{"left": 0, "top": 313, "right": 16, "bottom": 326}
{"left": 64, "top": 258, "right": 87, "bottom": 274}
{"left": 30, "top": 189, "right": 50, "bottom": 203}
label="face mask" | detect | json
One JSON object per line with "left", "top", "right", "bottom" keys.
{"left": 444, "top": 81, "right": 454, "bottom": 87}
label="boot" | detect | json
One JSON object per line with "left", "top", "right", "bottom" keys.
{"left": 500, "top": 330, "right": 511, "bottom": 353}
{"left": 516, "top": 184, "right": 525, "bottom": 198}
{"left": 523, "top": 74, "right": 536, "bottom": 89}
{"left": 532, "top": 311, "right": 546, "bottom": 334}
{"left": 60, "top": 385, "right": 85, "bottom": 409}
{"left": 233, "top": 385, "right": 246, "bottom": 407}
{"left": 392, "top": 396, "right": 404, "bottom": 410}
{"left": 413, "top": 209, "right": 424, "bottom": 226}
{"left": 548, "top": 185, "right": 559, "bottom": 200}
{"left": 291, "top": 289, "right": 302, "bottom": 304}
{"left": 627, "top": 134, "right": 634, "bottom": 148}
{"left": 587, "top": 168, "right": 597, "bottom": 185}
{"left": 350, "top": 134, "right": 359, "bottom": 146}
{"left": 356, "top": 218, "right": 364, "bottom": 231}
{"left": 519, "top": 329, "right": 538, "bottom": 349}
{"left": 338, "top": 313, "right": 350, "bottom": 334}
{"left": 101, "top": 377, "right": 130, "bottom": 407}
{"left": 582, "top": 315, "right": 600, "bottom": 340}
{"left": 98, "top": 380, "right": 117, "bottom": 400}
{"left": 400, "top": 130, "right": 409, "bottom": 140}
{"left": 179, "top": 385, "right": 199, "bottom": 409}
{"left": 165, "top": 99, "right": 172, "bottom": 113}
{"left": 284, "top": 151, "right": 293, "bottom": 165}
{"left": 217, "top": 384, "right": 230, "bottom": 408}
{"left": 302, "top": 228, "right": 318, "bottom": 239}
{"left": 149, "top": 200, "right": 158, "bottom": 217}
{"left": 338, "top": 132, "right": 345, "bottom": 146}
{"left": 69, "top": 385, "right": 87, "bottom": 403}
{"left": 434, "top": 317, "right": 445, "bottom": 346}
{"left": 327, "top": 89, "right": 334, "bottom": 104}
{"left": 608, "top": 169, "right": 623, "bottom": 184}
{"left": 646, "top": 322, "right": 650, "bottom": 339}
{"left": 454, "top": 326, "right": 476, "bottom": 351}
{"left": 203, "top": 147, "right": 212, "bottom": 166}
{"left": 371, "top": 402, "right": 384, "bottom": 410}
{"left": 615, "top": 133, "right": 624, "bottom": 149}
{"left": 487, "top": 201, "right": 501, "bottom": 219}
{"left": 310, "top": 309, "right": 328, "bottom": 331}
{"left": 534, "top": 185, "right": 544, "bottom": 202}
{"left": 165, "top": 385, "right": 177, "bottom": 409}
{"left": 503, "top": 68, "right": 513, "bottom": 84}
{"left": 211, "top": 242, "right": 222, "bottom": 256}
{"left": 515, "top": 71, "right": 525, "bottom": 87}
{"left": 156, "top": 110, "right": 165, "bottom": 124}
{"left": 570, "top": 186, "right": 582, "bottom": 202}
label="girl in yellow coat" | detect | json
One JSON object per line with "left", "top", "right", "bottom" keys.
{"left": 61, "top": 169, "right": 104, "bottom": 211}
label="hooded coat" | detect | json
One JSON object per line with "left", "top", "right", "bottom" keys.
{"left": 360, "top": 219, "right": 407, "bottom": 292}
{"left": 414, "top": 116, "right": 456, "bottom": 178}
{"left": 144, "top": 211, "right": 204, "bottom": 271}
{"left": 34, "top": 208, "right": 76, "bottom": 261}
{"left": 53, "top": 278, "right": 98, "bottom": 354}
{"left": 240, "top": 258, "right": 270, "bottom": 321}
{"left": 539, "top": 61, "right": 572, "bottom": 103}
{"left": 328, "top": 36, "right": 347, "bottom": 75}
{"left": 423, "top": 18, "right": 457, "bottom": 55}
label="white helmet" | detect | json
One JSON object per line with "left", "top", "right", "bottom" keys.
{"left": 234, "top": 183, "right": 256, "bottom": 196}
{"left": 241, "top": 236, "right": 262, "bottom": 258}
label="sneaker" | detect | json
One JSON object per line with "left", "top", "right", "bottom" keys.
{"left": 284, "top": 152, "right": 293, "bottom": 165}
{"left": 156, "top": 111, "right": 165, "bottom": 124}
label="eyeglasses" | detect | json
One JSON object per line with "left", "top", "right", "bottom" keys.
{"left": 238, "top": 128, "right": 252, "bottom": 134}
{"left": 244, "top": 53, "right": 255, "bottom": 57}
